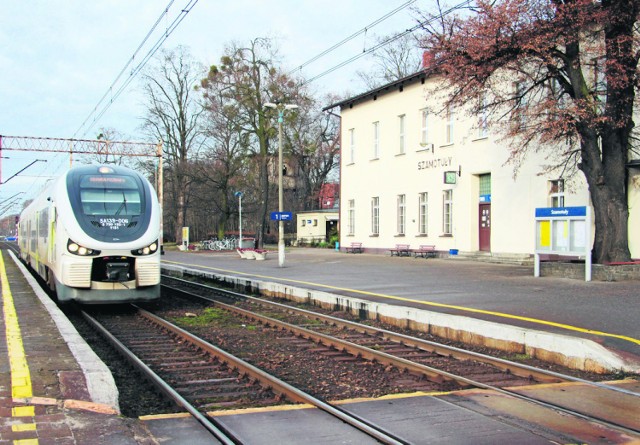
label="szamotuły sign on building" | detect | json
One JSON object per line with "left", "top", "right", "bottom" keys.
{"left": 534, "top": 206, "right": 592, "bottom": 281}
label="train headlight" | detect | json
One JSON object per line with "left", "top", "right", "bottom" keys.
{"left": 67, "top": 239, "right": 100, "bottom": 256}
{"left": 132, "top": 240, "right": 159, "bottom": 256}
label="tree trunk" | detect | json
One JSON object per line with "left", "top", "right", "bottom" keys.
{"left": 175, "top": 190, "right": 185, "bottom": 245}
{"left": 579, "top": 129, "right": 631, "bottom": 264}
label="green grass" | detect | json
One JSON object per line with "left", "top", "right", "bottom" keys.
{"left": 172, "top": 307, "right": 242, "bottom": 328}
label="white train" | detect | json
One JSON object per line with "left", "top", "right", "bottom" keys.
{"left": 19, "top": 165, "right": 161, "bottom": 303}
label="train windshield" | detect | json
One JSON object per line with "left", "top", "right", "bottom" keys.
{"left": 79, "top": 175, "right": 143, "bottom": 216}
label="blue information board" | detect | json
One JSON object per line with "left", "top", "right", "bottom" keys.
{"left": 270, "top": 211, "right": 293, "bottom": 221}
{"left": 534, "top": 206, "right": 591, "bottom": 281}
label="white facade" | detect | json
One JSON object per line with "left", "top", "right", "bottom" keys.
{"left": 334, "top": 72, "right": 640, "bottom": 259}
{"left": 296, "top": 210, "right": 339, "bottom": 245}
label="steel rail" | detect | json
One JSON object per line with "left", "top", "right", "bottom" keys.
{"left": 162, "top": 277, "right": 640, "bottom": 437}
{"left": 163, "top": 274, "right": 640, "bottom": 396}
{"left": 80, "top": 310, "right": 239, "bottom": 445}
{"left": 133, "top": 306, "right": 410, "bottom": 445}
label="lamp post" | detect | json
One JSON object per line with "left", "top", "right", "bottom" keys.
{"left": 235, "top": 191, "right": 243, "bottom": 249}
{"left": 264, "top": 101, "right": 298, "bottom": 267}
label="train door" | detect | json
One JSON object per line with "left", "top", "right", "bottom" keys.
{"left": 48, "top": 206, "right": 56, "bottom": 264}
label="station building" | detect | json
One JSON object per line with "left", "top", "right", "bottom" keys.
{"left": 328, "top": 71, "right": 640, "bottom": 261}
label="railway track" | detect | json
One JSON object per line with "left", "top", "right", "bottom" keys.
{"left": 160, "top": 274, "right": 640, "bottom": 438}
{"left": 82, "top": 306, "right": 412, "bottom": 445}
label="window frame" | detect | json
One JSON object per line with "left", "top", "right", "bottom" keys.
{"left": 371, "top": 196, "right": 380, "bottom": 235}
{"left": 397, "top": 194, "right": 406, "bottom": 235}
{"left": 349, "top": 128, "right": 355, "bottom": 164}
{"left": 445, "top": 105, "right": 454, "bottom": 144}
{"left": 347, "top": 199, "right": 355, "bottom": 235}
{"left": 398, "top": 114, "right": 406, "bottom": 154}
{"left": 442, "top": 189, "right": 453, "bottom": 235}
{"left": 549, "top": 179, "right": 565, "bottom": 207}
{"left": 420, "top": 109, "right": 428, "bottom": 145}
{"left": 372, "top": 121, "right": 380, "bottom": 159}
{"left": 418, "top": 192, "right": 428, "bottom": 235}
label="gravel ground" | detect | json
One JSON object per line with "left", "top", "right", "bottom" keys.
{"left": 63, "top": 286, "right": 634, "bottom": 418}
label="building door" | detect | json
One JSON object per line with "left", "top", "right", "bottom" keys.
{"left": 479, "top": 204, "right": 491, "bottom": 251}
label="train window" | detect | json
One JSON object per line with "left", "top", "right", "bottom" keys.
{"left": 79, "top": 175, "right": 143, "bottom": 216}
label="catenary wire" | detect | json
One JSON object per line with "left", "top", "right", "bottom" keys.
{"left": 301, "top": 0, "right": 473, "bottom": 86}
{"left": 288, "top": 0, "right": 416, "bottom": 75}
{"left": 73, "top": 0, "right": 177, "bottom": 139}
{"left": 75, "top": 0, "right": 198, "bottom": 139}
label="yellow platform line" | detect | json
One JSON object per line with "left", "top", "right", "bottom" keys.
{"left": 164, "top": 260, "right": 640, "bottom": 347}
{"left": 1, "top": 252, "right": 38, "bottom": 444}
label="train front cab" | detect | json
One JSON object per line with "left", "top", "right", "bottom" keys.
{"left": 54, "top": 249, "right": 161, "bottom": 303}
{"left": 55, "top": 165, "right": 161, "bottom": 304}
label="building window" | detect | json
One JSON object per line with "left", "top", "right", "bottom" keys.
{"left": 421, "top": 109, "right": 428, "bottom": 145}
{"left": 372, "top": 121, "right": 380, "bottom": 159}
{"left": 445, "top": 104, "right": 454, "bottom": 144}
{"left": 514, "top": 81, "right": 528, "bottom": 128}
{"left": 348, "top": 200, "right": 355, "bottom": 235}
{"left": 477, "top": 93, "right": 488, "bottom": 138}
{"left": 371, "top": 197, "right": 379, "bottom": 235}
{"left": 442, "top": 190, "right": 453, "bottom": 235}
{"left": 398, "top": 114, "right": 406, "bottom": 154}
{"left": 349, "top": 128, "right": 355, "bottom": 164}
{"left": 397, "top": 194, "right": 406, "bottom": 235}
{"left": 301, "top": 219, "right": 306, "bottom": 227}
{"left": 549, "top": 179, "right": 565, "bottom": 207}
{"left": 479, "top": 174, "right": 491, "bottom": 196}
{"left": 419, "top": 192, "right": 428, "bottom": 235}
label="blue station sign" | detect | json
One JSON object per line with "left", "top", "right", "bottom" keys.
{"left": 535, "top": 206, "right": 587, "bottom": 218}
{"left": 270, "top": 211, "right": 293, "bottom": 221}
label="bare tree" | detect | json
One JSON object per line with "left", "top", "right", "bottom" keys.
{"left": 140, "top": 46, "right": 206, "bottom": 244}
{"left": 286, "top": 96, "right": 341, "bottom": 211}
{"left": 356, "top": 32, "right": 424, "bottom": 90}
{"left": 196, "top": 86, "right": 250, "bottom": 238}
{"left": 200, "top": 38, "right": 303, "bottom": 247}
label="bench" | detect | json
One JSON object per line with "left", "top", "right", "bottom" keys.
{"left": 414, "top": 244, "right": 437, "bottom": 259}
{"left": 390, "top": 244, "right": 412, "bottom": 257}
{"left": 345, "top": 242, "right": 364, "bottom": 253}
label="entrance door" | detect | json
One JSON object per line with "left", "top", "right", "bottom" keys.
{"left": 479, "top": 204, "right": 491, "bottom": 251}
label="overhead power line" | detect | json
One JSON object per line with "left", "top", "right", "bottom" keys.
{"left": 74, "top": 0, "right": 199, "bottom": 139}
{"left": 301, "top": 0, "right": 473, "bottom": 87}
{"left": 289, "top": 0, "right": 416, "bottom": 75}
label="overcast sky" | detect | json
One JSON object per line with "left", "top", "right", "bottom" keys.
{"left": 0, "top": 0, "right": 425, "bottom": 215}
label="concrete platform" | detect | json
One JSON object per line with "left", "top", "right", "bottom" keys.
{"left": 2, "top": 245, "right": 639, "bottom": 444}
{"left": 0, "top": 250, "right": 154, "bottom": 444}
{"left": 161, "top": 248, "right": 640, "bottom": 373}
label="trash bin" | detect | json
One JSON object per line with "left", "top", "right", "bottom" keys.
{"left": 335, "top": 241, "right": 340, "bottom": 251}
{"left": 449, "top": 249, "right": 459, "bottom": 255}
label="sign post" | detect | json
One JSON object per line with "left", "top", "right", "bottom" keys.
{"left": 534, "top": 206, "right": 592, "bottom": 281}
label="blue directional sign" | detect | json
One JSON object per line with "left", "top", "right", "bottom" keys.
{"left": 270, "top": 211, "right": 293, "bottom": 221}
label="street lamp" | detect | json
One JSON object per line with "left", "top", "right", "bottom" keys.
{"left": 234, "top": 191, "right": 243, "bottom": 249}
{"left": 264, "top": 101, "right": 298, "bottom": 267}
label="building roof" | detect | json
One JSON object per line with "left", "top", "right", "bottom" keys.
{"left": 297, "top": 209, "right": 339, "bottom": 215}
{"left": 323, "top": 68, "right": 434, "bottom": 112}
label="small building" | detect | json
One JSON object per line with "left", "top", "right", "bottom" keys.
{"left": 296, "top": 210, "right": 339, "bottom": 246}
